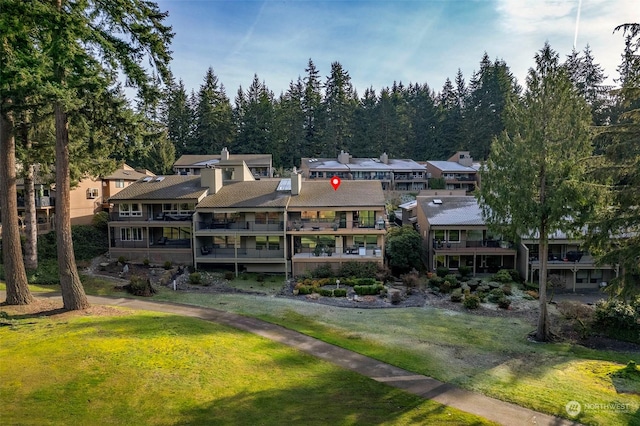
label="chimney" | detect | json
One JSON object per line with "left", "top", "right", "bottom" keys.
{"left": 291, "top": 171, "right": 302, "bottom": 196}
{"left": 338, "top": 150, "right": 350, "bottom": 165}
{"left": 201, "top": 167, "right": 223, "bottom": 194}
{"left": 221, "top": 147, "right": 230, "bottom": 161}
{"left": 380, "top": 152, "right": 389, "bottom": 164}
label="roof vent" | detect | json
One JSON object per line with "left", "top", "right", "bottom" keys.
{"left": 155, "top": 176, "right": 165, "bottom": 182}
{"left": 433, "top": 199, "right": 442, "bottom": 205}
{"left": 142, "top": 177, "right": 152, "bottom": 182}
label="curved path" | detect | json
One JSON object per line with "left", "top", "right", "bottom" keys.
{"left": 4, "top": 292, "right": 581, "bottom": 426}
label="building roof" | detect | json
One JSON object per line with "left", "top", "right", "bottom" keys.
{"left": 103, "top": 166, "right": 152, "bottom": 181}
{"left": 197, "top": 181, "right": 289, "bottom": 209}
{"left": 108, "top": 175, "right": 207, "bottom": 201}
{"left": 173, "top": 154, "right": 271, "bottom": 168}
{"left": 302, "top": 157, "right": 425, "bottom": 172}
{"left": 288, "top": 180, "right": 385, "bottom": 208}
{"left": 426, "top": 161, "right": 478, "bottom": 173}
{"left": 420, "top": 196, "right": 485, "bottom": 226}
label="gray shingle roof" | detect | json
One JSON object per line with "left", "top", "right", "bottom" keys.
{"left": 421, "top": 196, "right": 485, "bottom": 226}
{"left": 427, "top": 161, "right": 478, "bottom": 173}
{"left": 289, "top": 180, "right": 385, "bottom": 208}
{"left": 197, "top": 181, "right": 289, "bottom": 209}
{"left": 108, "top": 175, "right": 207, "bottom": 201}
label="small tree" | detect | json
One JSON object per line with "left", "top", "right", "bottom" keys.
{"left": 385, "top": 225, "right": 423, "bottom": 275}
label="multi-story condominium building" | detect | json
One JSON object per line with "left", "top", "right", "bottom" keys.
{"left": 424, "top": 151, "right": 479, "bottom": 193}
{"left": 300, "top": 151, "right": 427, "bottom": 192}
{"left": 519, "top": 231, "right": 618, "bottom": 292}
{"left": 416, "top": 195, "right": 517, "bottom": 275}
{"left": 173, "top": 147, "right": 273, "bottom": 179}
{"left": 108, "top": 165, "right": 387, "bottom": 276}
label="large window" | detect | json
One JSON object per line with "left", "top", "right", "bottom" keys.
{"left": 358, "top": 210, "right": 376, "bottom": 228}
{"left": 448, "top": 230, "right": 460, "bottom": 242}
{"left": 119, "top": 203, "right": 142, "bottom": 217}
{"left": 115, "top": 179, "right": 125, "bottom": 188}
{"left": 434, "top": 230, "right": 445, "bottom": 242}
{"left": 256, "top": 236, "right": 280, "bottom": 250}
{"left": 162, "top": 203, "right": 194, "bottom": 215}
{"left": 120, "top": 228, "right": 143, "bottom": 241}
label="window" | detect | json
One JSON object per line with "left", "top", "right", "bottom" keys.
{"left": 448, "top": 255, "right": 460, "bottom": 268}
{"left": 162, "top": 203, "right": 194, "bottom": 215}
{"left": 115, "top": 179, "right": 124, "bottom": 188}
{"left": 120, "top": 228, "right": 143, "bottom": 241}
{"left": 119, "top": 203, "right": 142, "bottom": 216}
{"left": 256, "top": 236, "right": 280, "bottom": 250}
{"left": 448, "top": 230, "right": 460, "bottom": 242}
{"left": 86, "top": 188, "right": 99, "bottom": 199}
{"left": 434, "top": 230, "right": 445, "bottom": 242}
{"left": 358, "top": 211, "right": 376, "bottom": 228}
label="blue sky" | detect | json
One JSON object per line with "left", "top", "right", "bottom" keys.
{"left": 156, "top": 0, "right": 637, "bottom": 98}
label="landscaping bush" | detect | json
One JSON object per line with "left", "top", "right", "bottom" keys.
{"left": 557, "top": 301, "right": 594, "bottom": 321}
{"left": 450, "top": 288, "right": 463, "bottom": 303}
{"left": 317, "top": 288, "right": 334, "bottom": 297}
{"left": 458, "top": 265, "right": 472, "bottom": 278}
{"left": 312, "top": 264, "right": 334, "bottom": 278}
{"left": 26, "top": 259, "right": 59, "bottom": 285}
{"left": 125, "top": 275, "right": 156, "bottom": 297}
{"left": 375, "top": 266, "right": 393, "bottom": 284}
{"left": 338, "top": 261, "right": 378, "bottom": 279}
{"left": 444, "top": 274, "right": 458, "bottom": 288}
{"left": 463, "top": 295, "right": 481, "bottom": 309}
{"left": 256, "top": 274, "right": 265, "bottom": 282}
{"left": 501, "top": 285, "right": 513, "bottom": 296}
{"left": 356, "top": 277, "right": 377, "bottom": 286}
{"left": 163, "top": 261, "right": 172, "bottom": 270}
{"left": 507, "top": 269, "right": 523, "bottom": 283}
{"left": 492, "top": 269, "right": 513, "bottom": 283}
{"left": 487, "top": 288, "right": 505, "bottom": 303}
{"left": 333, "top": 288, "right": 347, "bottom": 297}
{"left": 143, "top": 258, "right": 150, "bottom": 267}
{"left": 118, "top": 256, "right": 127, "bottom": 265}
{"left": 388, "top": 289, "right": 402, "bottom": 304}
{"left": 428, "top": 276, "right": 444, "bottom": 289}
{"left": 188, "top": 272, "right": 202, "bottom": 285}
{"left": 497, "top": 297, "right": 511, "bottom": 309}
{"left": 436, "top": 266, "right": 450, "bottom": 278}
{"left": 594, "top": 299, "right": 638, "bottom": 330}
{"left": 400, "top": 269, "right": 420, "bottom": 288}
{"left": 439, "top": 280, "right": 452, "bottom": 293}
{"left": 524, "top": 290, "right": 539, "bottom": 299}
{"left": 224, "top": 271, "right": 234, "bottom": 280}
{"left": 354, "top": 283, "right": 384, "bottom": 296}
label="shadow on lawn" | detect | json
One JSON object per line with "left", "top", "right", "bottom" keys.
{"left": 176, "top": 369, "right": 491, "bottom": 426}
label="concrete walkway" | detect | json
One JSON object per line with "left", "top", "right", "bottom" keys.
{"left": 4, "top": 292, "right": 581, "bottom": 426}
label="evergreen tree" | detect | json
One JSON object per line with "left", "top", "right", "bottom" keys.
{"left": 564, "top": 46, "right": 611, "bottom": 125}
{"left": 435, "top": 78, "right": 462, "bottom": 159}
{"left": 191, "top": 67, "right": 232, "bottom": 155}
{"left": 406, "top": 82, "right": 438, "bottom": 160}
{"left": 274, "top": 78, "right": 305, "bottom": 168}
{"left": 164, "top": 79, "right": 193, "bottom": 157}
{"left": 588, "top": 23, "right": 640, "bottom": 300}
{"left": 302, "top": 59, "right": 323, "bottom": 156}
{"left": 321, "top": 61, "right": 356, "bottom": 157}
{"left": 233, "top": 75, "right": 275, "bottom": 155}
{"left": 351, "top": 87, "right": 378, "bottom": 157}
{"left": 477, "top": 43, "right": 597, "bottom": 341}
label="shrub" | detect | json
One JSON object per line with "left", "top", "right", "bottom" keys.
{"left": 375, "top": 266, "right": 393, "bottom": 283}
{"left": 488, "top": 288, "right": 505, "bottom": 303}
{"left": 436, "top": 266, "right": 450, "bottom": 278}
{"left": 557, "top": 301, "right": 594, "bottom": 321}
{"left": 126, "top": 275, "right": 156, "bottom": 297}
{"left": 464, "top": 295, "right": 480, "bottom": 309}
{"left": 163, "top": 261, "right": 172, "bottom": 270}
{"left": 524, "top": 290, "right": 539, "bottom": 299}
{"left": 439, "top": 280, "right": 451, "bottom": 294}
{"left": 401, "top": 269, "right": 420, "bottom": 288}
{"left": 118, "top": 256, "right": 127, "bottom": 265}
{"left": 354, "top": 284, "right": 384, "bottom": 296}
{"left": 458, "top": 265, "right": 472, "bottom": 278}
{"left": 507, "top": 269, "right": 523, "bottom": 283}
{"left": 428, "top": 276, "right": 444, "bottom": 289}
{"left": 501, "top": 285, "right": 512, "bottom": 296}
{"left": 492, "top": 269, "right": 513, "bottom": 283}
{"left": 497, "top": 297, "right": 511, "bottom": 309}
{"left": 312, "top": 264, "right": 334, "bottom": 278}
{"left": 333, "top": 288, "right": 347, "bottom": 297}
{"left": 444, "top": 274, "right": 458, "bottom": 288}
{"left": 594, "top": 299, "right": 638, "bottom": 330}
{"left": 339, "top": 261, "right": 378, "bottom": 279}
{"left": 388, "top": 289, "right": 402, "bottom": 304}
{"left": 318, "top": 288, "right": 334, "bottom": 297}
{"left": 297, "top": 285, "right": 313, "bottom": 295}
{"left": 450, "top": 288, "right": 463, "bottom": 302}
{"left": 256, "top": 274, "right": 265, "bottom": 282}
{"left": 143, "top": 258, "right": 150, "bottom": 267}
{"left": 189, "top": 272, "right": 202, "bottom": 285}
{"left": 26, "top": 259, "right": 59, "bottom": 285}
{"left": 224, "top": 271, "right": 235, "bottom": 281}
{"left": 356, "top": 277, "right": 377, "bottom": 286}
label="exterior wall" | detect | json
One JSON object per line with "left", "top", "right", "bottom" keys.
{"left": 68, "top": 178, "right": 103, "bottom": 225}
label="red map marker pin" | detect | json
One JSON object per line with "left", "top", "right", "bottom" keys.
{"left": 330, "top": 176, "right": 341, "bottom": 191}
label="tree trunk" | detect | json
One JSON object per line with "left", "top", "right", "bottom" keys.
{"left": 21, "top": 119, "right": 38, "bottom": 270}
{"left": 0, "top": 109, "right": 33, "bottom": 305}
{"left": 55, "top": 103, "right": 89, "bottom": 310}
{"left": 536, "top": 236, "right": 550, "bottom": 341}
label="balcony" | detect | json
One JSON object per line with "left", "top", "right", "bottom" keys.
{"left": 109, "top": 238, "right": 191, "bottom": 249}
{"left": 109, "top": 212, "right": 193, "bottom": 222}
{"left": 197, "top": 247, "right": 285, "bottom": 260}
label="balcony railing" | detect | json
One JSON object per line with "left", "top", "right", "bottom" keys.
{"left": 109, "top": 212, "right": 193, "bottom": 222}
{"left": 198, "top": 247, "right": 285, "bottom": 259}
{"left": 196, "top": 221, "right": 284, "bottom": 232}
{"left": 432, "top": 239, "right": 514, "bottom": 250}
{"left": 109, "top": 239, "right": 192, "bottom": 249}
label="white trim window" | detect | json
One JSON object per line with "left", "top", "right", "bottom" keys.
{"left": 120, "top": 227, "right": 143, "bottom": 241}
{"left": 115, "top": 179, "right": 125, "bottom": 188}
{"left": 448, "top": 230, "right": 460, "bottom": 242}
{"left": 87, "top": 188, "right": 99, "bottom": 199}
{"left": 119, "top": 203, "right": 142, "bottom": 217}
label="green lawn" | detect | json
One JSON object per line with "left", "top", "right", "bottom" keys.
{"left": 4, "top": 278, "right": 640, "bottom": 425}
{"left": 0, "top": 306, "right": 493, "bottom": 426}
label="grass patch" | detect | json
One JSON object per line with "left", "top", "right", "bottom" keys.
{"left": 0, "top": 307, "right": 492, "bottom": 426}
